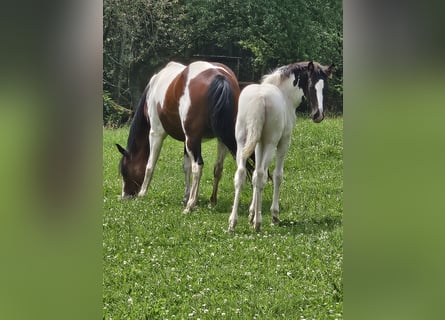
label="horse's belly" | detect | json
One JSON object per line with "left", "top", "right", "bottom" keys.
{"left": 162, "top": 118, "right": 185, "bottom": 141}
{"left": 157, "top": 103, "right": 185, "bottom": 141}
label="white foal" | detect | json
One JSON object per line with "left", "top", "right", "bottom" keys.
{"left": 228, "top": 61, "right": 333, "bottom": 231}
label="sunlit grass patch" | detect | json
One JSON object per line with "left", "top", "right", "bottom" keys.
{"left": 103, "top": 116, "right": 343, "bottom": 319}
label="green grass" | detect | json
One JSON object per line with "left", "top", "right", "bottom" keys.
{"left": 103, "top": 116, "right": 343, "bottom": 319}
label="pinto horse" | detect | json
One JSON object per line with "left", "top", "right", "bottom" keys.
{"left": 116, "top": 61, "right": 242, "bottom": 213}
{"left": 228, "top": 61, "right": 334, "bottom": 231}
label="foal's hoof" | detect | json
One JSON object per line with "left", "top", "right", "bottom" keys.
{"left": 271, "top": 216, "right": 280, "bottom": 225}
{"left": 183, "top": 208, "right": 191, "bottom": 214}
{"left": 254, "top": 222, "right": 261, "bottom": 232}
{"left": 228, "top": 219, "right": 237, "bottom": 232}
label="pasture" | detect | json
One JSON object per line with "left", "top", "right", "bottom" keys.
{"left": 103, "top": 116, "right": 343, "bottom": 319}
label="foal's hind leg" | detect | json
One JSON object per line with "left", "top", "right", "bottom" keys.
{"left": 251, "top": 143, "right": 275, "bottom": 232}
{"left": 270, "top": 137, "right": 290, "bottom": 225}
{"left": 228, "top": 147, "right": 247, "bottom": 231}
{"left": 138, "top": 131, "right": 166, "bottom": 197}
{"left": 210, "top": 141, "right": 228, "bottom": 206}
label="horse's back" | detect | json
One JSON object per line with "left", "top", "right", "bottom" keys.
{"left": 180, "top": 61, "right": 239, "bottom": 139}
{"left": 149, "top": 62, "right": 186, "bottom": 100}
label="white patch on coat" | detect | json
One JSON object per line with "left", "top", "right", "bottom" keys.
{"left": 178, "top": 61, "right": 225, "bottom": 136}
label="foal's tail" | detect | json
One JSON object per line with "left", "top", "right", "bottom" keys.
{"left": 242, "top": 96, "right": 266, "bottom": 160}
{"left": 208, "top": 74, "right": 238, "bottom": 155}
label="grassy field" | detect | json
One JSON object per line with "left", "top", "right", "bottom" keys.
{"left": 103, "top": 116, "right": 343, "bottom": 319}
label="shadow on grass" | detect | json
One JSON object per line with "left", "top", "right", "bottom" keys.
{"left": 278, "top": 215, "right": 342, "bottom": 235}
{"left": 211, "top": 196, "right": 341, "bottom": 236}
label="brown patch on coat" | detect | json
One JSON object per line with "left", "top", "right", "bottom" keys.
{"left": 158, "top": 71, "right": 187, "bottom": 141}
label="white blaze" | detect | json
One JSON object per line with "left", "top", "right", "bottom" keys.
{"left": 315, "top": 79, "right": 324, "bottom": 114}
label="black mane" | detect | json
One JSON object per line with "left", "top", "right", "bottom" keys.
{"left": 126, "top": 85, "right": 150, "bottom": 153}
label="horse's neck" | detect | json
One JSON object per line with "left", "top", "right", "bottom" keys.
{"left": 277, "top": 78, "right": 303, "bottom": 112}
{"left": 127, "top": 107, "right": 150, "bottom": 158}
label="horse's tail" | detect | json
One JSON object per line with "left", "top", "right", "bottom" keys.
{"left": 242, "top": 96, "right": 266, "bottom": 160}
{"left": 208, "top": 74, "right": 238, "bottom": 155}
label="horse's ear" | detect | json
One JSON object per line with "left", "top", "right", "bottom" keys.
{"left": 308, "top": 61, "right": 315, "bottom": 74}
{"left": 325, "top": 63, "right": 335, "bottom": 79}
{"left": 116, "top": 144, "right": 129, "bottom": 157}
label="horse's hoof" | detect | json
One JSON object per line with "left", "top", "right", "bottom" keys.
{"left": 137, "top": 189, "right": 146, "bottom": 197}
{"left": 209, "top": 197, "right": 217, "bottom": 207}
{"left": 183, "top": 208, "right": 191, "bottom": 214}
{"left": 254, "top": 223, "right": 261, "bottom": 232}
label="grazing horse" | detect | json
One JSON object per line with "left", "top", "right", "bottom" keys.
{"left": 116, "top": 61, "right": 242, "bottom": 213}
{"left": 228, "top": 61, "right": 334, "bottom": 231}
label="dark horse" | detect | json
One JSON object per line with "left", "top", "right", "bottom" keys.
{"left": 116, "top": 61, "right": 243, "bottom": 213}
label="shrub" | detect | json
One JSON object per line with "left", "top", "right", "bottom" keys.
{"left": 103, "top": 91, "right": 132, "bottom": 128}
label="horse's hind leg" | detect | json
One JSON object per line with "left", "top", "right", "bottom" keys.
{"left": 183, "top": 144, "right": 191, "bottom": 205}
{"left": 138, "top": 131, "right": 166, "bottom": 197}
{"left": 183, "top": 139, "right": 203, "bottom": 214}
{"left": 210, "top": 141, "right": 228, "bottom": 206}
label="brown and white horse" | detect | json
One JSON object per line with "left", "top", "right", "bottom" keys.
{"left": 116, "top": 61, "right": 243, "bottom": 213}
{"left": 228, "top": 61, "right": 334, "bottom": 231}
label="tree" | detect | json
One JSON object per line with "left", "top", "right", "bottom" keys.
{"left": 103, "top": 0, "right": 343, "bottom": 121}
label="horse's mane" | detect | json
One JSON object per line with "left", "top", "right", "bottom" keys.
{"left": 126, "top": 85, "right": 150, "bottom": 152}
{"left": 261, "top": 61, "right": 322, "bottom": 86}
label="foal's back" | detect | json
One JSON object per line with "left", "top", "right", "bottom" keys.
{"left": 237, "top": 83, "right": 288, "bottom": 149}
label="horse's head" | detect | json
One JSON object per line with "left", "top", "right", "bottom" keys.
{"left": 116, "top": 143, "right": 145, "bottom": 198}
{"left": 294, "top": 61, "right": 334, "bottom": 123}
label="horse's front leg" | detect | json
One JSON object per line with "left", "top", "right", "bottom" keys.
{"left": 210, "top": 141, "right": 228, "bottom": 206}
{"left": 138, "top": 131, "right": 166, "bottom": 197}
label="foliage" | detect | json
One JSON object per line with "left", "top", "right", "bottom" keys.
{"left": 103, "top": 116, "right": 343, "bottom": 318}
{"left": 104, "top": 0, "right": 188, "bottom": 106}
{"left": 103, "top": 0, "right": 343, "bottom": 121}
{"left": 103, "top": 91, "right": 132, "bottom": 127}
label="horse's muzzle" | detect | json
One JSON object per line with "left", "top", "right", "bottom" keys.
{"left": 311, "top": 110, "right": 324, "bottom": 123}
